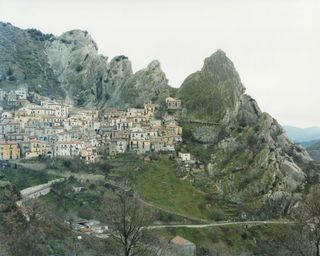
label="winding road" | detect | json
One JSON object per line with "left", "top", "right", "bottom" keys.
{"left": 18, "top": 179, "right": 293, "bottom": 230}
{"left": 15, "top": 160, "right": 294, "bottom": 229}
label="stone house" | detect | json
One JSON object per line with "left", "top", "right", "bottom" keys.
{"left": 108, "top": 139, "right": 128, "bottom": 155}
{"left": 144, "top": 102, "right": 156, "bottom": 119}
{"left": 0, "top": 121, "right": 21, "bottom": 134}
{"left": 54, "top": 141, "right": 84, "bottom": 157}
{"left": 129, "top": 139, "right": 151, "bottom": 154}
{"left": 0, "top": 89, "right": 6, "bottom": 101}
{"left": 25, "top": 140, "right": 49, "bottom": 158}
{"left": 178, "top": 152, "right": 191, "bottom": 162}
{"left": 165, "top": 97, "right": 182, "bottom": 110}
{"left": 126, "top": 108, "right": 145, "bottom": 117}
{"left": 80, "top": 145, "right": 97, "bottom": 163}
{"left": 7, "top": 91, "right": 17, "bottom": 102}
{"left": 15, "top": 88, "right": 28, "bottom": 100}
{"left": 1, "top": 112, "right": 14, "bottom": 119}
{"left": 44, "top": 102, "right": 69, "bottom": 117}
{"left": 5, "top": 133, "right": 26, "bottom": 142}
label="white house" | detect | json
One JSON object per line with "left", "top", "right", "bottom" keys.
{"left": 0, "top": 89, "right": 6, "bottom": 101}
{"left": 178, "top": 152, "right": 191, "bottom": 162}
{"left": 54, "top": 141, "right": 85, "bottom": 157}
{"left": 15, "top": 88, "right": 28, "bottom": 100}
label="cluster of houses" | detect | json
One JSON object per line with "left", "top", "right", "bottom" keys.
{"left": 98, "top": 101, "right": 182, "bottom": 156}
{"left": 0, "top": 87, "right": 184, "bottom": 163}
{"left": 0, "top": 87, "right": 28, "bottom": 107}
{"left": 0, "top": 90, "right": 99, "bottom": 163}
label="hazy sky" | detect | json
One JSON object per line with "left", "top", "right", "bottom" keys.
{"left": 0, "top": 0, "right": 319, "bottom": 127}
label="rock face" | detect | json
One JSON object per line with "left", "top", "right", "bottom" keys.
{"left": 117, "top": 60, "right": 175, "bottom": 108}
{"left": 178, "top": 50, "right": 316, "bottom": 217}
{"left": 45, "top": 29, "right": 110, "bottom": 106}
{"left": 0, "top": 22, "right": 174, "bottom": 108}
{"left": 179, "top": 50, "right": 245, "bottom": 123}
{"left": 0, "top": 22, "right": 64, "bottom": 98}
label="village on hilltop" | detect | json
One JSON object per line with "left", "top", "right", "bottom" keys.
{"left": 0, "top": 87, "right": 184, "bottom": 163}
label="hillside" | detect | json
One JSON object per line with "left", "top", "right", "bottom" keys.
{"left": 0, "top": 22, "right": 319, "bottom": 219}
{"left": 283, "top": 125, "right": 320, "bottom": 143}
{"left": 0, "top": 22, "right": 64, "bottom": 98}
{"left": 307, "top": 141, "right": 320, "bottom": 161}
{"left": 178, "top": 50, "right": 316, "bottom": 217}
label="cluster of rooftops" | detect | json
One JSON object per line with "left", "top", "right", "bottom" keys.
{"left": 0, "top": 87, "right": 184, "bottom": 163}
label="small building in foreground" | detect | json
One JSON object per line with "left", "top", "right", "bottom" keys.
{"left": 169, "top": 236, "right": 196, "bottom": 256}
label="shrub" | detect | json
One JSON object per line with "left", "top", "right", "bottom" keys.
{"left": 75, "top": 65, "right": 83, "bottom": 72}
{"left": 6, "top": 68, "right": 13, "bottom": 76}
{"left": 211, "top": 208, "right": 225, "bottom": 221}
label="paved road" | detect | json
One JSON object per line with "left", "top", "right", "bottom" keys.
{"left": 146, "top": 220, "right": 293, "bottom": 229}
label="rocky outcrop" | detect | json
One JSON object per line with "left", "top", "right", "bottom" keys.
{"left": 117, "top": 60, "right": 175, "bottom": 108}
{"left": 178, "top": 50, "right": 316, "bottom": 217}
{"left": 46, "top": 30, "right": 174, "bottom": 107}
{"left": 0, "top": 22, "right": 174, "bottom": 108}
{"left": 179, "top": 50, "right": 245, "bottom": 123}
{"left": 0, "top": 22, "right": 64, "bottom": 98}
{"left": 45, "top": 29, "right": 110, "bottom": 106}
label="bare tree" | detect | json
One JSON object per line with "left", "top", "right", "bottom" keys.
{"left": 105, "top": 191, "right": 165, "bottom": 256}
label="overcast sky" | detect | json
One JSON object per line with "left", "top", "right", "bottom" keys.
{"left": 0, "top": 0, "right": 319, "bottom": 127}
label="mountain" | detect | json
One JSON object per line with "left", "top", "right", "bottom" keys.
{"left": 0, "top": 22, "right": 64, "bottom": 98}
{"left": 306, "top": 141, "right": 320, "bottom": 161}
{"left": 1, "top": 22, "right": 319, "bottom": 218}
{"left": 283, "top": 125, "right": 320, "bottom": 143}
{"left": 179, "top": 50, "right": 247, "bottom": 123}
{"left": 0, "top": 22, "right": 174, "bottom": 107}
{"left": 178, "top": 50, "right": 317, "bottom": 217}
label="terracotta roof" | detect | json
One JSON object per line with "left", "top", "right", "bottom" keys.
{"left": 170, "top": 236, "right": 193, "bottom": 246}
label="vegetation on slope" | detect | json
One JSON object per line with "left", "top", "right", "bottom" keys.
{"left": 0, "top": 22, "right": 65, "bottom": 98}
{"left": 134, "top": 157, "right": 210, "bottom": 219}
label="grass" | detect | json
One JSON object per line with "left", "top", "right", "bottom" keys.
{"left": 42, "top": 179, "right": 109, "bottom": 221}
{"left": 0, "top": 164, "right": 57, "bottom": 190}
{"left": 160, "top": 223, "right": 287, "bottom": 255}
{"left": 134, "top": 157, "right": 210, "bottom": 219}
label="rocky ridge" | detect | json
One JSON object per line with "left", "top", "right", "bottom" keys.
{"left": 178, "top": 50, "right": 316, "bottom": 217}
{"left": 0, "top": 22, "right": 173, "bottom": 108}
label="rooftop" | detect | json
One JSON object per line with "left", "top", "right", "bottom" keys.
{"left": 170, "top": 236, "right": 194, "bottom": 246}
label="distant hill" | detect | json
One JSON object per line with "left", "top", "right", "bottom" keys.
{"left": 283, "top": 125, "right": 320, "bottom": 161}
{"left": 306, "top": 141, "right": 320, "bottom": 161}
{"left": 282, "top": 126, "right": 320, "bottom": 143}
